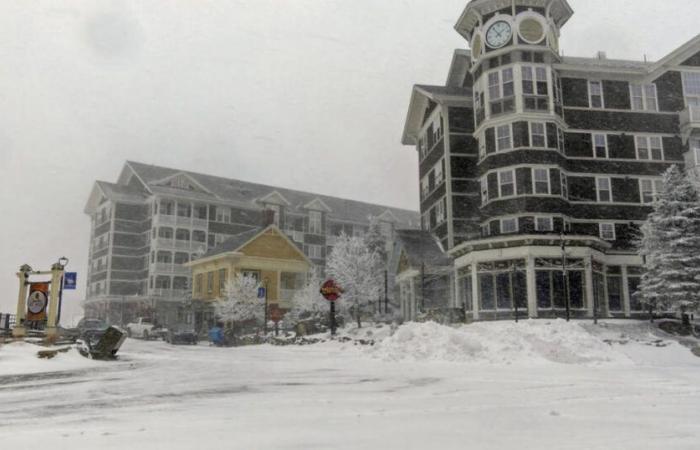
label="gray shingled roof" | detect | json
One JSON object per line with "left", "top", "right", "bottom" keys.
{"left": 559, "top": 56, "right": 653, "bottom": 71}
{"left": 395, "top": 229, "right": 452, "bottom": 269}
{"left": 126, "top": 161, "right": 420, "bottom": 226}
{"left": 415, "top": 84, "right": 473, "bottom": 98}
{"left": 97, "top": 181, "right": 149, "bottom": 202}
{"left": 200, "top": 227, "right": 265, "bottom": 259}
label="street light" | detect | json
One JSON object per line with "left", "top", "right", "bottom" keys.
{"left": 58, "top": 256, "right": 69, "bottom": 268}
{"left": 560, "top": 232, "right": 571, "bottom": 322}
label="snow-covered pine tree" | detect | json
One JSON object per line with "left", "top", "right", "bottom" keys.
{"left": 326, "top": 234, "right": 383, "bottom": 328}
{"left": 215, "top": 273, "right": 264, "bottom": 327}
{"left": 365, "top": 217, "right": 388, "bottom": 264}
{"left": 286, "top": 273, "right": 326, "bottom": 326}
{"left": 637, "top": 165, "right": 700, "bottom": 315}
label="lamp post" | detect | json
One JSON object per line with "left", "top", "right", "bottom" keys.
{"left": 561, "top": 232, "right": 571, "bottom": 322}
{"left": 511, "top": 263, "right": 519, "bottom": 323}
{"left": 263, "top": 278, "right": 269, "bottom": 335}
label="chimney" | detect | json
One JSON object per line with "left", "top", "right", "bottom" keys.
{"left": 596, "top": 51, "right": 607, "bottom": 60}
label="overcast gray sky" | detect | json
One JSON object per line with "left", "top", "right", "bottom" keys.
{"left": 1, "top": 0, "right": 698, "bottom": 322}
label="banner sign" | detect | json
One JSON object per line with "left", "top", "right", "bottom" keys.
{"left": 26, "top": 282, "right": 49, "bottom": 321}
{"left": 64, "top": 272, "right": 77, "bottom": 290}
{"left": 257, "top": 287, "right": 266, "bottom": 299}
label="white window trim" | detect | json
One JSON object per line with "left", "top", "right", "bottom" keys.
{"left": 500, "top": 218, "right": 518, "bottom": 234}
{"left": 592, "top": 133, "right": 608, "bottom": 159}
{"left": 588, "top": 80, "right": 605, "bottom": 109}
{"left": 529, "top": 122, "right": 547, "bottom": 148}
{"left": 596, "top": 177, "right": 612, "bottom": 203}
{"left": 692, "top": 138, "right": 700, "bottom": 166}
{"left": 434, "top": 158, "right": 444, "bottom": 186}
{"left": 634, "top": 135, "right": 664, "bottom": 161}
{"left": 435, "top": 198, "right": 446, "bottom": 224}
{"left": 599, "top": 223, "right": 616, "bottom": 241}
{"left": 498, "top": 169, "right": 516, "bottom": 198}
{"left": 639, "top": 178, "right": 663, "bottom": 204}
{"left": 630, "top": 83, "right": 658, "bottom": 112}
{"left": 535, "top": 216, "right": 554, "bottom": 232}
{"left": 532, "top": 168, "right": 551, "bottom": 195}
{"left": 496, "top": 124, "right": 513, "bottom": 152}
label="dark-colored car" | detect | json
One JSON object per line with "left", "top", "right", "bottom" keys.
{"left": 165, "top": 324, "right": 198, "bottom": 345}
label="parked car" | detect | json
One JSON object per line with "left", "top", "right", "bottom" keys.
{"left": 126, "top": 317, "right": 159, "bottom": 339}
{"left": 165, "top": 324, "right": 198, "bottom": 345}
{"left": 62, "top": 318, "right": 109, "bottom": 342}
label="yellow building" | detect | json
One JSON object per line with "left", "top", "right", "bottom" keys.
{"left": 186, "top": 225, "right": 312, "bottom": 314}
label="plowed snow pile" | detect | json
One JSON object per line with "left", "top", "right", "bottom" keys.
{"left": 368, "top": 320, "right": 630, "bottom": 365}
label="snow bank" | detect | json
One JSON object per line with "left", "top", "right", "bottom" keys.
{"left": 0, "top": 342, "right": 101, "bottom": 376}
{"left": 368, "top": 320, "right": 631, "bottom": 366}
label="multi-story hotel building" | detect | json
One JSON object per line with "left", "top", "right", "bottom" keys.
{"left": 401, "top": 0, "right": 700, "bottom": 320}
{"left": 83, "top": 161, "right": 419, "bottom": 325}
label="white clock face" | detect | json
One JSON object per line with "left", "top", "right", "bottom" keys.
{"left": 486, "top": 21, "right": 512, "bottom": 48}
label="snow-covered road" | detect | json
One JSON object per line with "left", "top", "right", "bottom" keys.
{"left": 1, "top": 321, "right": 699, "bottom": 450}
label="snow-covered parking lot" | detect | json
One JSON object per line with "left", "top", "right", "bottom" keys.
{"left": 1, "top": 320, "right": 699, "bottom": 450}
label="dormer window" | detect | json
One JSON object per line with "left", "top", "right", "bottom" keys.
{"left": 309, "top": 211, "right": 323, "bottom": 235}
{"left": 265, "top": 204, "right": 281, "bottom": 226}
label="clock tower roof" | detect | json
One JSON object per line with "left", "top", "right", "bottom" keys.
{"left": 456, "top": 0, "right": 573, "bottom": 41}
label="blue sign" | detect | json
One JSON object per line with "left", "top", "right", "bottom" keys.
{"left": 257, "top": 287, "right": 266, "bottom": 299}
{"left": 64, "top": 272, "right": 78, "bottom": 290}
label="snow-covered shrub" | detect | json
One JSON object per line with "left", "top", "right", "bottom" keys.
{"left": 215, "top": 274, "right": 264, "bottom": 331}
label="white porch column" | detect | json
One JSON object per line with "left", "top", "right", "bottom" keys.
{"left": 621, "top": 266, "right": 631, "bottom": 317}
{"left": 585, "top": 255, "right": 595, "bottom": 318}
{"left": 471, "top": 263, "right": 480, "bottom": 321}
{"left": 526, "top": 255, "right": 538, "bottom": 318}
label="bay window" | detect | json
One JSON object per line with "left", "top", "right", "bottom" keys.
{"left": 530, "top": 122, "right": 546, "bottom": 147}
{"left": 489, "top": 68, "right": 515, "bottom": 115}
{"left": 522, "top": 66, "right": 549, "bottom": 111}
{"left": 499, "top": 170, "right": 515, "bottom": 197}
{"left": 535, "top": 217, "right": 554, "bottom": 232}
{"left": 496, "top": 125, "right": 512, "bottom": 151}
{"left": 533, "top": 168, "right": 550, "bottom": 194}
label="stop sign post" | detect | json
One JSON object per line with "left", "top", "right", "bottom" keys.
{"left": 320, "top": 279, "right": 342, "bottom": 336}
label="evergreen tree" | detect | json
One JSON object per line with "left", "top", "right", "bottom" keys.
{"left": 637, "top": 165, "right": 700, "bottom": 315}
{"left": 365, "top": 217, "right": 388, "bottom": 264}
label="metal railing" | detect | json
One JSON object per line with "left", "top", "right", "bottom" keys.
{"left": 681, "top": 105, "right": 700, "bottom": 126}
{"left": 154, "top": 214, "right": 208, "bottom": 229}
{"left": 0, "top": 313, "right": 16, "bottom": 331}
{"left": 155, "top": 238, "right": 207, "bottom": 253}
{"left": 150, "top": 289, "right": 189, "bottom": 300}
{"left": 153, "top": 263, "right": 190, "bottom": 275}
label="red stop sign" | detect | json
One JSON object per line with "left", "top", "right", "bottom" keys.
{"left": 320, "top": 279, "right": 342, "bottom": 302}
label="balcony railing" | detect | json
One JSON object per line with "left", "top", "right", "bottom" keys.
{"left": 155, "top": 238, "right": 207, "bottom": 253}
{"left": 151, "top": 288, "right": 189, "bottom": 300}
{"left": 680, "top": 105, "right": 700, "bottom": 135}
{"left": 154, "top": 214, "right": 208, "bottom": 229}
{"left": 153, "top": 263, "right": 190, "bottom": 275}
